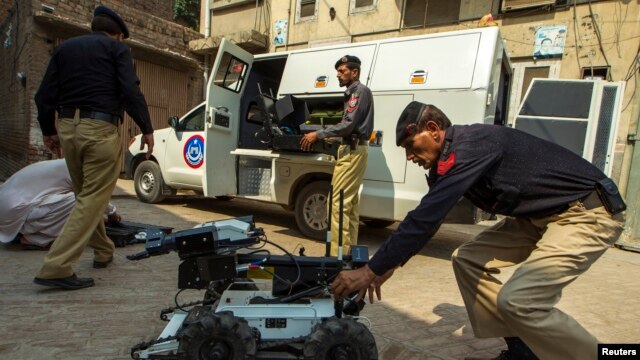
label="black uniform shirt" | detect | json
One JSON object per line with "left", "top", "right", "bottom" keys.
{"left": 35, "top": 32, "right": 153, "bottom": 136}
{"left": 368, "top": 124, "right": 607, "bottom": 275}
{"left": 316, "top": 80, "right": 374, "bottom": 142}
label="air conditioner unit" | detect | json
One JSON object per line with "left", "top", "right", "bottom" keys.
{"left": 513, "top": 79, "right": 625, "bottom": 177}
{"left": 501, "top": 0, "right": 555, "bottom": 12}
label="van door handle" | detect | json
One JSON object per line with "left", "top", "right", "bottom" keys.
{"left": 216, "top": 106, "right": 229, "bottom": 113}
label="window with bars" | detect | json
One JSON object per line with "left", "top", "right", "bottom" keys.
{"left": 297, "top": 0, "right": 318, "bottom": 22}
{"left": 350, "top": 0, "right": 377, "bottom": 14}
{"left": 403, "top": 0, "right": 496, "bottom": 28}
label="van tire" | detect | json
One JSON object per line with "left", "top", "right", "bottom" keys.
{"left": 134, "top": 160, "right": 167, "bottom": 204}
{"left": 362, "top": 219, "right": 395, "bottom": 229}
{"left": 294, "top": 181, "right": 330, "bottom": 240}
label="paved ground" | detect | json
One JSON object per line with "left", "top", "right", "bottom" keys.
{"left": 1, "top": 179, "right": 639, "bottom": 359}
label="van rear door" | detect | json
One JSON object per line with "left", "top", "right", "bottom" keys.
{"left": 203, "top": 39, "right": 254, "bottom": 196}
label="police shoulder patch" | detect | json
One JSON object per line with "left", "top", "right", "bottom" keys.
{"left": 437, "top": 151, "right": 455, "bottom": 175}
{"left": 347, "top": 94, "right": 359, "bottom": 112}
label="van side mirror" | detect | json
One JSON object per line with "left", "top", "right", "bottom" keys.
{"left": 168, "top": 116, "right": 179, "bottom": 129}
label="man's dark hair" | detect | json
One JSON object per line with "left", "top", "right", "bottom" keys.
{"left": 344, "top": 63, "right": 360, "bottom": 72}
{"left": 417, "top": 104, "right": 452, "bottom": 131}
{"left": 91, "top": 15, "right": 123, "bottom": 36}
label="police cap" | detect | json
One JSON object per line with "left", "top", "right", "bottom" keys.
{"left": 94, "top": 5, "right": 129, "bottom": 39}
{"left": 335, "top": 55, "right": 361, "bottom": 70}
{"left": 396, "top": 101, "right": 427, "bottom": 146}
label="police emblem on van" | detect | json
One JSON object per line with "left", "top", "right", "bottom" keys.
{"left": 184, "top": 135, "right": 204, "bottom": 168}
{"left": 315, "top": 76, "right": 328, "bottom": 88}
{"left": 409, "top": 70, "right": 427, "bottom": 84}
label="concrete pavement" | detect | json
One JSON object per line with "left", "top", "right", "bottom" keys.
{"left": 0, "top": 179, "right": 638, "bottom": 359}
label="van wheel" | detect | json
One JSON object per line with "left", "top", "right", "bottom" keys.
{"left": 362, "top": 219, "right": 395, "bottom": 229}
{"left": 295, "top": 181, "right": 330, "bottom": 240}
{"left": 134, "top": 160, "right": 167, "bottom": 203}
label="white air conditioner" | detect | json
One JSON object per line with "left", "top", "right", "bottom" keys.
{"left": 501, "top": 0, "right": 555, "bottom": 12}
{"left": 513, "top": 79, "right": 625, "bottom": 177}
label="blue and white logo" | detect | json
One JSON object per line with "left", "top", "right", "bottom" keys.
{"left": 183, "top": 135, "right": 204, "bottom": 169}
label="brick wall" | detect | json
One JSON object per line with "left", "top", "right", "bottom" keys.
{"left": 29, "top": 0, "right": 200, "bottom": 57}
{"left": 0, "top": 0, "right": 14, "bottom": 19}
{"left": 0, "top": 0, "right": 45, "bottom": 180}
{"left": 129, "top": 0, "right": 175, "bottom": 22}
{"left": 0, "top": 0, "right": 203, "bottom": 180}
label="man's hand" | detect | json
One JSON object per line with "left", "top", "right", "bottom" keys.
{"left": 331, "top": 265, "right": 396, "bottom": 304}
{"left": 331, "top": 265, "right": 376, "bottom": 302}
{"left": 107, "top": 212, "right": 121, "bottom": 224}
{"left": 300, "top": 131, "right": 318, "bottom": 151}
{"left": 141, "top": 133, "right": 154, "bottom": 159}
{"left": 43, "top": 135, "right": 62, "bottom": 158}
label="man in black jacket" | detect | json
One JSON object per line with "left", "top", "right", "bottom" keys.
{"left": 331, "top": 102, "right": 625, "bottom": 360}
{"left": 33, "top": 5, "right": 154, "bottom": 290}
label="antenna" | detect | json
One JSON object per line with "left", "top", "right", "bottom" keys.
{"left": 337, "top": 189, "right": 344, "bottom": 262}
{"left": 325, "top": 185, "right": 333, "bottom": 257}
{"left": 334, "top": 189, "right": 344, "bottom": 318}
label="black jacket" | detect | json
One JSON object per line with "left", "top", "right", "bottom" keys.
{"left": 368, "top": 124, "right": 607, "bottom": 275}
{"left": 35, "top": 32, "right": 153, "bottom": 136}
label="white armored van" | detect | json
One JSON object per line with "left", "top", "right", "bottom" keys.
{"left": 125, "top": 27, "right": 512, "bottom": 239}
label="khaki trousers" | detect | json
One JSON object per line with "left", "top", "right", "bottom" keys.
{"left": 329, "top": 144, "right": 368, "bottom": 257}
{"left": 451, "top": 202, "right": 624, "bottom": 360}
{"left": 37, "top": 113, "right": 121, "bottom": 279}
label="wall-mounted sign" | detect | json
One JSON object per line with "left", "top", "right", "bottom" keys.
{"left": 274, "top": 19, "right": 288, "bottom": 47}
{"left": 533, "top": 25, "right": 567, "bottom": 59}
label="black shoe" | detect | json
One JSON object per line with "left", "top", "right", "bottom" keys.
{"left": 93, "top": 257, "right": 113, "bottom": 269}
{"left": 504, "top": 337, "right": 538, "bottom": 360}
{"left": 465, "top": 338, "right": 538, "bottom": 360}
{"left": 33, "top": 274, "right": 95, "bottom": 290}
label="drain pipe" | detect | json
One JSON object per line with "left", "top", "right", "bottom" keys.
{"left": 203, "top": 0, "right": 212, "bottom": 100}
{"left": 618, "top": 73, "right": 640, "bottom": 251}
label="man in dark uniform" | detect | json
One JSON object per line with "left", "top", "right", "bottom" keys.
{"left": 300, "top": 55, "right": 374, "bottom": 257}
{"left": 33, "top": 5, "right": 154, "bottom": 290}
{"left": 331, "top": 102, "right": 625, "bottom": 360}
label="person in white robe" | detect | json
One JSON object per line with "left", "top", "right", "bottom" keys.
{"left": 0, "top": 160, "right": 118, "bottom": 248}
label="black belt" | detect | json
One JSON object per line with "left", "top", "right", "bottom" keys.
{"left": 581, "top": 191, "right": 603, "bottom": 210}
{"left": 341, "top": 138, "right": 370, "bottom": 146}
{"left": 57, "top": 107, "right": 120, "bottom": 126}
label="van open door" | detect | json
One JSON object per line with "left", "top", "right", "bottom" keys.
{"left": 203, "top": 39, "right": 254, "bottom": 196}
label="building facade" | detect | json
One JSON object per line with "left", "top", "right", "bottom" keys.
{"left": 193, "top": 0, "right": 638, "bottom": 186}
{"left": 0, "top": 0, "right": 205, "bottom": 179}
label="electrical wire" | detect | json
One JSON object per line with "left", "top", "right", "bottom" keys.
{"left": 259, "top": 236, "right": 302, "bottom": 288}
{"left": 174, "top": 288, "right": 187, "bottom": 312}
{"left": 588, "top": 0, "right": 611, "bottom": 80}
{"left": 572, "top": 0, "right": 583, "bottom": 71}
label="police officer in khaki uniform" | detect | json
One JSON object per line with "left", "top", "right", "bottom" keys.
{"left": 331, "top": 102, "right": 625, "bottom": 360}
{"left": 33, "top": 5, "right": 154, "bottom": 290}
{"left": 301, "top": 55, "right": 374, "bottom": 257}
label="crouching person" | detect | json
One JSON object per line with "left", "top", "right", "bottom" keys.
{"left": 330, "top": 101, "right": 625, "bottom": 360}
